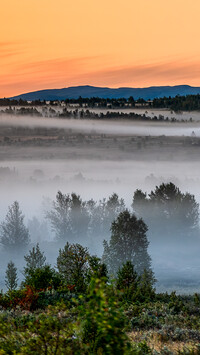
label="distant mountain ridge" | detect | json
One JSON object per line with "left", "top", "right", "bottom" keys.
{"left": 10, "top": 85, "right": 200, "bottom": 101}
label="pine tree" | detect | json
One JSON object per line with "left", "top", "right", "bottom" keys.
{"left": 5, "top": 261, "right": 18, "bottom": 291}
{"left": 24, "top": 243, "right": 46, "bottom": 275}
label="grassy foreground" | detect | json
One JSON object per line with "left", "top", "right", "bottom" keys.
{"left": 0, "top": 277, "right": 200, "bottom": 354}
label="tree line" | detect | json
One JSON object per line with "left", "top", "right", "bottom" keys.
{"left": 1, "top": 105, "right": 180, "bottom": 122}
{"left": 5, "top": 240, "right": 155, "bottom": 298}
{"left": 0, "top": 183, "right": 199, "bottom": 289}
{"left": 153, "top": 94, "right": 200, "bottom": 111}
{"left": 1, "top": 183, "right": 199, "bottom": 254}
{"left": 2, "top": 94, "right": 200, "bottom": 111}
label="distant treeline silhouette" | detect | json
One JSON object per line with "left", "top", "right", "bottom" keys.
{"left": 2, "top": 94, "right": 200, "bottom": 111}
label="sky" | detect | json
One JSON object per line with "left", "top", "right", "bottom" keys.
{"left": 1, "top": 0, "right": 200, "bottom": 97}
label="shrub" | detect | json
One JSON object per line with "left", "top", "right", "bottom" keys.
{"left": 23, "top": 265, "right": 61, "bottom": 291}
{"left": 79, "top": 277, "right": 132, "bottom": 354}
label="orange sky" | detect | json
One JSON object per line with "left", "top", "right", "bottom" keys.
{"left": 1, "top": 0, "right": 200, "bottom": 97}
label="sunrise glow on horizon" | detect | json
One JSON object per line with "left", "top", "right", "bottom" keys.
{"left": 1, "top": 0, "right": 200, "bottom": 97}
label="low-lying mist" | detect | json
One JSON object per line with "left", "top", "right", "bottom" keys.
{"left": 1, "top": 114, "right": 200, "bottom": 137}
{"left": 1, "top": 112, "right": 200, "bottom": 293}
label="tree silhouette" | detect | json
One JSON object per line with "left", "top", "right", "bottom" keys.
{"left": 102, "top": 210, "right": 151, "bottom": 276}
{"left": 46, "top": 191, "right": 71, "bottom": 241}
{"left": 46, "top": 191, "right": 89, "bottom": 243}
{"left": 132, "top": 182, "right": 200, "bottom": 244}
{"left": 0, "top": 201, "right": 30, "bottom": 251}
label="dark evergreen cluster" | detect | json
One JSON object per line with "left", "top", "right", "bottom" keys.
{"left": 153, "top": 94, "right": 200, "bottom": 111}
{"left": 0, "top": 98, "right": 44, "bottom": 106}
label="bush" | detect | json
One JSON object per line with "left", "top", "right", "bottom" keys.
{"left": 23, "top": 265, "right": 61, "bottom": 291}
{"left": 79, "top": 277, "right": 132, "bottom": 354}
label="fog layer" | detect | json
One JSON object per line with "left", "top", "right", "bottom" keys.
{"left": 0, "top": 112, "right": 200, "bottom": 293}
{"left": 1, "top": 114, "right": 200, "bottom": 137}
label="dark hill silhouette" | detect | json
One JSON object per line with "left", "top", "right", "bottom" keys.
{"left": 10, "top": 84, "right": 200, "bottom": 101}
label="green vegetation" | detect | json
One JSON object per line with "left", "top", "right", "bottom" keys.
{"left": 57, "top": 242, "right": 90, "bottom": 293}
{"left": 0, "top": 241, "right": 199, "bottom": 354}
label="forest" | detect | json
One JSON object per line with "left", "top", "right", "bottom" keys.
{"left": 0, "top": 184, "right": 200, "bottom": 353}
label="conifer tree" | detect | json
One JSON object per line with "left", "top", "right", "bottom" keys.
{"left": 24, "top": 243, "right": 46, "bottom": 276}
{"left": 5, "top": 261, "right": 18, "bottom": 291}
{"left": 0, "top": 201, "right": 30, "bottom": 251}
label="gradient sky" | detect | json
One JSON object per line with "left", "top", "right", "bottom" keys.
{"left": 1, "top": 0, "right": 200, "bottom": 97}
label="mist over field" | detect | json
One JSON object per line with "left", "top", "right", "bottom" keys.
{"left": 1, "top": 113, "right": 200, "bottom": 136}
{"left": 1, "top": 110, "right": 200, "bottom": 292}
